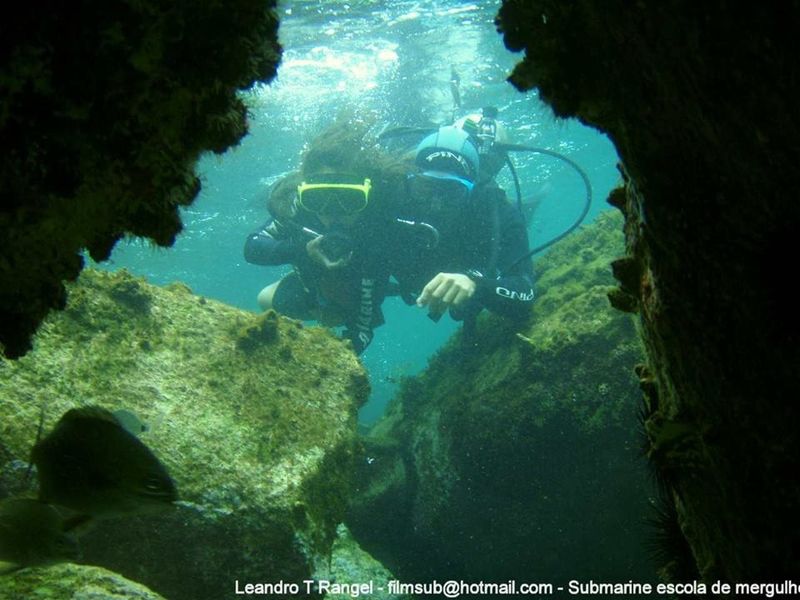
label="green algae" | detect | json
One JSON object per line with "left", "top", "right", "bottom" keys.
{"left": 235, "top": 310, "right": 280, "bottom": 353}
{"left": 0, "top": 268, "right": 367, "bottom": 600}
{"left": 0, "top": 563, "right": 167, "bottom": 599}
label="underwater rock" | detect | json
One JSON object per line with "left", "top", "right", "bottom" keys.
{"left": 323, "top": 523, "right": 410, "bottom": 600}
{"left": 236, "top": 310, "right": 281, "bottom": 353}
{"left": 497, "top": 0, "right": 800, "bottom": 583}
{"left": 0, "top": 1, "right": 282, "bottom": 359}
{"left": 0, "top": 269, "right": 367, "bottom": 600}
{"left": 0, "top": 563, "right": 167, "bottom": 599}
{"left": 349, "top": 211, "right": 654, "bottom": 583}
{"left": 0, "top": 498, "right": 81, "bottom": 573}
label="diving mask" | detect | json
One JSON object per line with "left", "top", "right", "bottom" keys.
{"left": 407, "top": 172, "right": 474, "bottom": 206}
{"left": 297, "top": 177, "right": 371, "bottom": 217}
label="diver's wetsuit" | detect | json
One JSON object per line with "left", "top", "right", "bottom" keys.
{"left": 244, "top": 214, "right": 391, "bottom": 355}
{"left": 244, "top": 182, "right": 534, "bottom": 352}
{"left": 244, "top": 218, "right": 309, "bottom": 266}
{"left": 390, "top": 181, "right": 535, "bottom": 321}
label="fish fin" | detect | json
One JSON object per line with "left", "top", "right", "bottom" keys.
{"left": 25, "top": 403, "right": 47, "bottom": 485}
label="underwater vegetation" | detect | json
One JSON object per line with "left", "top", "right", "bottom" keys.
{"left": 0, "top": 269, "right": 366, "bottom": 599}
{"left": 349, "top": 210, "right": 656, "bottom": 584}
{"left": 0, "top": 563, "right": 168, "bottom": 599}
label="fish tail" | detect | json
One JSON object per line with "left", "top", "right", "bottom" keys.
{"left": 24, "top": 403, "right": 47, "bottom": 485}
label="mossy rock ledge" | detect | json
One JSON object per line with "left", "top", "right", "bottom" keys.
{"left": 349, "top": 211, "right": 655, "bottom": 584}
{"left": 0, "top": 563, "right": 167, "bottom": 600}
{"left": 0, "top": 268, "right": 368, "bottom": 600}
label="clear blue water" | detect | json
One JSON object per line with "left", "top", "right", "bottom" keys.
{"left": 96, "top": 0, "right": 620, "bottom": 424}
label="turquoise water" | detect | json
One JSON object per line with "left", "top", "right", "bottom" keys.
{"left": 98, "top": 0, "right": 619, "bottom": 424}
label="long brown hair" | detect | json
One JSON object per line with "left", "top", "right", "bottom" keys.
{"left": 300, "top": 112, "right": 410, "bottom": 220}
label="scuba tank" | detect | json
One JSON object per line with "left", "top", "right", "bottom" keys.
{"left": 455, "top": 107, "right": 506, "bottom": 180}
{"left": 475, "top": 106, "right": 499, "bottom": 155}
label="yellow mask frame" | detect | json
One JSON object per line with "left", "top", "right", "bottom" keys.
{"left": 296, "top": 178, "right": 371, "bottom": 216}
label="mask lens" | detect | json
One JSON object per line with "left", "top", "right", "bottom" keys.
{"left": 298, "top": 180, "right": 370, "bottom": 216}
{"left": 408, "top": 174, "right": 472, "bottom": 204}
{"left": 330, "top": 187, "right": 369, "bottom": 214}
{"left": 298, "top": 187, "right": 331, "bottom": 213}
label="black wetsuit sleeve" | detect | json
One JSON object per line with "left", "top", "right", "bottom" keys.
{"left": 471, "top": 202, "right": 535, "bottom": 319}
{"left": 243, "top": 219, "right": 307, "bottom": 266}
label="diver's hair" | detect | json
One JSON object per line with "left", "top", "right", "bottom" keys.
{"left": 301, "top": 111, "right": 374, "bottom": 177}
{"left": 300, "top": 112, "right": 410, "bottom": 216}
{"left": 268, "top": 171, "right": 303, "bottom": 220}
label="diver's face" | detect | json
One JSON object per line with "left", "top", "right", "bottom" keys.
{"left": 299, "top": 168, "right": 370, "bottom": 229}
{"left": 318, "top": 211, "right": 359, "bottom": 229}
{"left": 409, "top": 174, "right": 473, "bottom": 212}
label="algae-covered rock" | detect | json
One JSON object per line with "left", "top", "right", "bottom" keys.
{"left": 0, "top": 269, "right": 367, "bottom": 600}
{"left": 349, "top": 210, "right": 653, "bottom": 583}
{"left": 0, "top": 563, "right": 167, "bottom": 599}
{"left": 322, "top": 523, "right": 410, "bottom": 600}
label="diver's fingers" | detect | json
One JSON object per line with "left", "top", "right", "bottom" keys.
{"left": 431, "top": 277, "right": 454, "bottom": 300}
{"left": 325, "top": 252, "right": 353, "bottom": 270}
{"left": 417, "top": 273, "right": 445, "bottom": 306}
{"left": 441, "top": 283, "right": 462, "bottom": 305}
{"left": 451, "top": 285, "right": 473, "bottom": 306}
{"left": 306, "top": 237, "right": 327, "bottom": 265}
{"left": 453, "top": 275, "right": 477, "bottom": 305}
{"left": 306, "top": 236, "right": 323, "bottom": 254}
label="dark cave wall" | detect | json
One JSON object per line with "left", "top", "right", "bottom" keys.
{"left": 0, "top": 1, "right": 281, "bottom": 359}
{"left": 497, "top": 1, "right": 800, "bottom": 581}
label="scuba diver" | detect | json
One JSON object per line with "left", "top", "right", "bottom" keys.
{"left": 391, "top": 125, "right": 535, "bottom": 324}
{"left": 380, "top": 100, "right": 594, "bottom": 257}
{"left": 245, "top": 109, "right": 589, "bottom": 353}
{"left": 244, "top": 122, "right": 406, "bottom": 355}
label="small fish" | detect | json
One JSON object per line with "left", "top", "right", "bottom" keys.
{"left": 31, "top": 406, "right": 178, "bottom": 519}
{"left": 0, "top": 498, "right": 79, "bottom": 575}
{"left": 112, "top": 408, "right": 149, "bottom": 436}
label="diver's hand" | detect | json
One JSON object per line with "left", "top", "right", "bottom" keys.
{"left": 306, "top": 235, "right": 352, "bottom": 269}
{"left": 416, "top": 272, "right": 476, "bottom": 313}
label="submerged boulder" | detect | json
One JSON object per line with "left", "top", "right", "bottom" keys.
{"left": 327, "top": 523, "right": 410, "bottom": 600}
{"left": 349, "top": 211, "right": 654, "bottom": 583}
{"left": 0, "top": 563, "right": 167, "bottom": 600}
{"left": 0, "top": 269, "right": 367, "bottom": 600}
